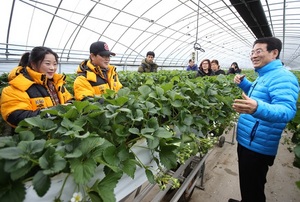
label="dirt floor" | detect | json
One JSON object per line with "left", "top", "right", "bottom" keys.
{"left": 123, "top": 129, "right": 300, "bottom": 202}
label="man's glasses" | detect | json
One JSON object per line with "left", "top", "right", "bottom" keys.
{"left": 250, "top": 49, "right": 266, "bottom": 56}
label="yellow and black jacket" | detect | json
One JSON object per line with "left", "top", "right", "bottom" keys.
{"left": 0, "top": 66, "right": 73, "bottom": 127}
{"left": 74, "top": 60, "right": 123, "bottom": 101}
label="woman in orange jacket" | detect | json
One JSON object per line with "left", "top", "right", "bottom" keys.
{"left": 73, "top": 41, "right": 122, "bottom": 101}
{"left": 0, "top": 46, "right": 73, "bottom": 128}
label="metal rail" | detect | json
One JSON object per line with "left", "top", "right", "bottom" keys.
{"left": 126, "top": 150, "right": 212, "bottom": 202}
{"left": 169, "top": 150, "right": 212, "bottom": 202}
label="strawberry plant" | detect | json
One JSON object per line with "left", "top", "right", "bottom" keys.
{"left": 1, "top": 69, "right": 298, "bottom": 201}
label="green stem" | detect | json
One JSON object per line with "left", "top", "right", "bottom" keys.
{"left": 126, "top": 136, "right": 143, "bottom": 145}
{"left": 57, "top": 173, "right": 71, "bottom": 199}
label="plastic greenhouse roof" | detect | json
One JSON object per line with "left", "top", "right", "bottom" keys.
{"left": 0, "top": 0, "right": 299, "bottom": 73}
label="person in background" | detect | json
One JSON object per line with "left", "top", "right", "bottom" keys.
{"left": 196, "top": 59, "right": 215, "bottom": 77}
{"left": 0, "top": 46, "right": 73, "bottom": 128}
{"left": 229, "top": 37, "right": 299, "bottom": 202}
{"left": 138, "top": 51, "right": 158, "bottom": 73}
{"left": 227, "top": 62, "right": 241, "bottom": 74}
{"left": 211, "top": 59, "right": 225, "bottom": 75}
{"left": 186, "top": 59, "right": 198, "bottom": 71}
{"left": 73, "top": 41, "right": 122, "bottom": 101}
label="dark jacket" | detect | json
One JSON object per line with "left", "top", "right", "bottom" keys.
{"left": 186, "top": 64, "right": 198, "bottom": 71}
{"left": 196, "top": 69, "right": 215, "bottom": 77}
{"left": 138, "top": 59, "right": 158, "bottom": 73}
{"left": 227, "top": 67, "right": 241, "bottom": 74}
{"left": 214, "top": 69, "right": 226, "bottom": 75}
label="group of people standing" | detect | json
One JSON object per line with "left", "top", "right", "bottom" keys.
{"left": 0, "top": 41, "right": 122, "bottom": 129}
{"left": 187, "top": 58, "right": 242, "bottom": 77}
{"left": 0, "top": 37, "right": 299, "bottom": 202}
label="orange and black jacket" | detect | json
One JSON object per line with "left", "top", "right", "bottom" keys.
{"left": 0, "top": 66, "right": 73, "bottom": 127}
{"left": 73, "top": 60, "right": 123, "bottom": 101}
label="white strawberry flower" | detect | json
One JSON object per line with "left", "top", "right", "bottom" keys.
{"left": 70, "top": 192, "right": 82, "bottom": 202}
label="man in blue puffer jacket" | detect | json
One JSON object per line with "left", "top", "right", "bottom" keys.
{"left": 228, "top": 37, "right": 299, "bottom": 202}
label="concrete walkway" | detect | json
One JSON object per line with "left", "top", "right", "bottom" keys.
{"left": 189, "top": 131, "right": 300, "bottom": 202}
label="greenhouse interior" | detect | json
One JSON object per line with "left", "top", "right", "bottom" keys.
{"left": 0, "top": 1, "right": 300, "bottom": 202}
{"left": 0, "top": 0, "right": 300, "bottom": 73}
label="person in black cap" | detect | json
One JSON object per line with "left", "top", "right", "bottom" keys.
{"left": 138, "top": 51, "right": 158, "bottom": 73}
{"left": 73, "top": 41, "right": 122, "bottom": 101}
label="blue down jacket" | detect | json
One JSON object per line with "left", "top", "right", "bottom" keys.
{"left": 236, "top": 59, "right": 299, "bottom": 156}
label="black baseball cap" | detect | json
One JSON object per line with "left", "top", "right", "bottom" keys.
{"left": 90, "top": 41, "right": 116, "bottom": 56}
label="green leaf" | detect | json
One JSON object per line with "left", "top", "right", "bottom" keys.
{"left": 141, "top": 128, "right": 155, "bottom": 135}
{"left": 0, "top": 180, "right": 26, "bottom": 202}
{"left": 61, "top": 118, "right": 84, "bottom": 132}
{"left": 145, "top": 101, "right": 155, "bottom": 109}
{"left": 183, "top": 114, "right": 193, "bottom": 126}
{"left": 0, "top": 147, "right": 23, "bottom": 160}
{"left": 65, "top": 148, "right": 82, "bottom": 158}
{"left": 103, "top": 146, "right": 120, "bottom": 166}
{"left": 74, "top": 131, "right": 91, "bottom": 139}
{"left": 147, "top": 117, "right": 159, "bottom": 129}
{"left": 0, "top": 137, "right": 16, "bottom": 148}
{"left": 39, "top": 147, "right": 66, "bottom": 175}
{"left": 131, "top": 109, "right": 144, "bottom": 121}
{"left": 128, "top": 128, "right": 139, "bottom": 135}
{"left": 145, "top": 169, "right": 155, "bottom": 184}
{"left": 138, "top": 85, "right": 152, "bottom": 97}
{"left": 160, "top": 82, "right": 173, "bottom": 92}
{"left": 88, "top": 191, "right": 103, "bottom": 202}
{"left": 161, "top": 106, "right": 171, "bottom": 116}
{"left": 116, "top": 87, "right": 131, "bottom": 97}
{"left": 78, "top": 137, "right": 105, "bottom": 155}
{"left": 142, "top": 134, "right": 155, "bottom": 140}
{"left": 70, "top": 158, "right": 96, "bottom": 184}
{"left": 88, "top": 110, "right": 105, "bottom": 118}
{"left": 19, "top": 131, "right": 35, "bottom": 141}
{"left": 153, "top": 127, "right": 173, "bottom": 138}
{"left": 294, "top": 144, "right": 300, "bottom": 158}
{"left": 116, "top": 144, "right": 131, "bottom": 161}
{"left": 18, "top": 139, "right": 46, "bottom": 155}
{"left": 155, "top": 86, "right": 165, "bottom": 96}
{"left": 105, "top": 111, "right": 118, "bottom": 119}
{"left": 32, "top": 171, "right": 51, "bottom": 197}
{"left": 97, "top": 172, "right": 122, "bottom": 202}
{"left": 109, "top": 96, "right": 129, "bottom": 106}
{"left": 147, "top": 138, "right": 159, "bottom": 149}
{"left": 63, "top": 107, "right": 80, "bottom": 119}
{"left": 0, "top": 160, "right": 9, "bottom": 182}
{"left": 122, "top": 159, "right": 137, "bottom": 178}
{"left": 159, "top": 145, "right": 178, "bottom": 169}
{"left": 117, "top": 108, "right": 131, "bottom": 114}
{"left": 171, "top": 100, "right": 182, "bottom": 108}
{"left": 4, "top": 158, "right": 28, "bottom": 172}
{"left": 22, "top": 116, "right": 57, "bottom": 132}
{"left": 10, "top": 162, "right": 33, "bottom": 180}
{"left": 20, "top": 116, "right": 44, "bottom": 127}
{"left": 72, "top": 100, "right": 91, "bottom": 113}
{"left": 83, "top": 103, "right": 103, "bottom": 113}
